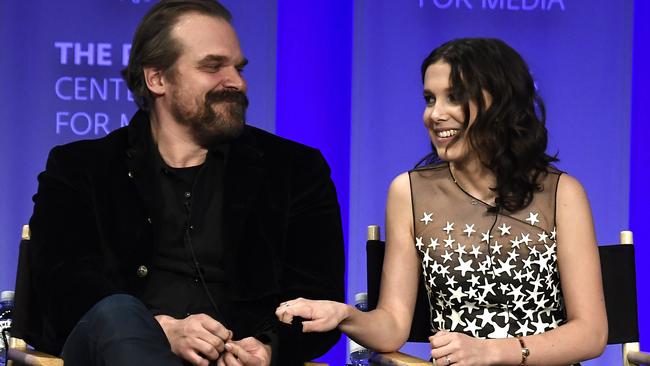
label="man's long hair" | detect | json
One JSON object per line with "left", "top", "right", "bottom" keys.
{"left": 417, "top": 38, "right": 558, "bottom": 212}
{"left": 122, "top": 0, "right": 232, "bottom": 111}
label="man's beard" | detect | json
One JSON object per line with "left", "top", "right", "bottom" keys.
{"left": 171, "top": 89, "right": 249, "bottom": 147}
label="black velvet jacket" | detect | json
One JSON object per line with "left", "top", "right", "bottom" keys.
{"left": 17, "top": 111, "right": 345, "bottom": 364}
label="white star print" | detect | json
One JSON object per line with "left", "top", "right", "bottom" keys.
{"left": 441, "top": 250, "right": 453, "bottom": 263}
{"left": 468, "top": 274, "right": 480, "bottom": 287}
{"left": 478, "top": 278, "right": 497, "bottom": 297}
{"left": 463, "top": 224, "right": 476, "bottom": 237}
{"left": 447, "top": 309, "right": 466, "bottom": 330}
{"left": 470, "top": 245, "right": 482, "bottom": 258}
{"left": 508, "top": 284, "right": 525, "bottom": 300}
{"left": 449, "top": 286, "right": 467, "bottom": 303}
{"left": 516, "top": 320, "right": 533, "bottom": 336}
{"left": 462, "top": 301, "right": 478, "bottom": 314}
{"left": 476, "top": 308, "right": 495, "bottom": 327}
{"left": 433, "top": 311, "right": 445, "bottom": 328}
{"left": 497, "top": 223, "right": 511, "bottom": 236}
{"left": 422, "top": 249, "right": 433, "bottom": 266}
{"left": 443, "top": 235, "right": 456, "bottom": 248}
{"left": 537, "top": 231, "right": 549, "bottom": 244}
{"left": 513, "top": 269, "right": 525, "bottom": 282}
{"left": 417, "top": 197, "right": 565, "bottom": 340}
{"left": 525, "top": 212, "right": 540, "bottom": 226}
{"left": 420, "top": 212, "right": 433, "bottom": 225}
{"left": 443, "top": 221, "right": 455, "bottom": 234}
{"left": 522, "top": 257, "right": 534, "bottom": 270}
{"left": 439, "top": 264, "right": 450, "bottom": 276}
{"left": 510, "top": 236, "right": 522, "bottom": 249}
{"left": 523, "top": 308, "right": 536, "bottom": 320}
{"left": 495, "top": 258, "right": 516, "bottom": 277}
{"left": 415, "top": 237, "right": 424, "bottom": 251}
{"left": 531, "top": 316, "right": 549, "bottom": 334}
{"left": 463, "top": 318, "right": 481, "bottom": 337}
{"left": 550, "top": 227, "right": 557, "bottom": 240}
{"left": 454, "top": 257, "right": 474, "bottom": 277}
{"left": 488, "top": 322, "right": 510, "bottom": 338}
{"left": 507, "top": 248, "right": 520, "bottom": 261}
{"left": 429, "top": 238, "right": 440, "bottom": 250}
{"left": 526, "top": 287, "right": 542, "bottom": 302}
{"left": 499, "top": 283, "right": 510, "bottom": 294}
{"left": 445, "top": 275, "right": 457, "bottom": 287}
{"left": 513, "top": 298, "right": 528, "bottom": 312}
{"left": 491, "top": 241, "right": 503, "bottom": 254}
{"left": 454, "top": 243, "right": 467, "bottom": 256}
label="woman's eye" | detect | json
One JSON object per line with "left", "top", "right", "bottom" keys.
{"left": 424, "top": 95, "right": 435, "bottom": 106}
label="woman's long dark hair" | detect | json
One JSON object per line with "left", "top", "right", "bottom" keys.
{"left": 418, "top": 38, "right": 558, "bottom": 212}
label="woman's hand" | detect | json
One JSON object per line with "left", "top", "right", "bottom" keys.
{"left": 275, "top": 297, "right": 351, "bottom": 332}
{"left": 429, "top": 331, "right": 500, "bottom": 366}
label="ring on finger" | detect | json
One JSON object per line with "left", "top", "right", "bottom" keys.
{"left": 445, "top": 355, "right": 451, "bottom": 365}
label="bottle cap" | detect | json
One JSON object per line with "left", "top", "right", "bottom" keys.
{"left": 354, "top": 292, "right": 367, "bottom": 304}
{"left": 1, "top": 290, "right": 15, "bottom": 303}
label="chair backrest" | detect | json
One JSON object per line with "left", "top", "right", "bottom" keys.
{"left": 598, "top": 236, "right": 639, "bottom": 345}
{"left": 366, "top": 226, "right": 430, "bottom": 343}
{"left": 11, "top": 225, "right": 42, "bottom": 346}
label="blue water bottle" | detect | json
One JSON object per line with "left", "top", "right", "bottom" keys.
{"left": 0, "top": 290, "right": 15, "bottom": 366}
{"left": 348, "top": 292, "right": 370, "bottom": 365}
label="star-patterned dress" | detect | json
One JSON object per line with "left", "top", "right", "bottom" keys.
{"left": 410, "top": 163, "right": 565, "bottom": 339}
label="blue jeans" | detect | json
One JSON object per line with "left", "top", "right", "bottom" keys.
{"left": 61, "top": 294, "right": 185, "bottom": 366}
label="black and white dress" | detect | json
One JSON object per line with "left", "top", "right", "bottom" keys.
{"left": 410, "top": 163, "right": 566, "bottom": 339}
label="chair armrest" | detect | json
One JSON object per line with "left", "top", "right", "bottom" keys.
{"left": 370, "top": 351, "right": 432, "bottom": 365}
{"left": 7, "top": 338, "right": 64, "bottom": 366}
{"left": 628, "top": 350, "right": 650, "bottom": 365}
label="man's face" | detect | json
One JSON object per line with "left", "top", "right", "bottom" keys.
{"left": 164, "top": 13, "right": 249, "bottom": 147}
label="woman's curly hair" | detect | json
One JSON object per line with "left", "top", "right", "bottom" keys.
{"left": 418, "top": 38, "right": 558, "bottom": 212}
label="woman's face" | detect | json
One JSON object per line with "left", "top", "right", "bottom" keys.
{"left": 422, "top": 61, "right": 481, "bottom": 165}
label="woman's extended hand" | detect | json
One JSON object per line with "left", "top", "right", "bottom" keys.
{"left": 275, "top": 297, "right": 351, "bottom": 332}
{"left": 429, "top": 331, "right": 498, "bottom": 366}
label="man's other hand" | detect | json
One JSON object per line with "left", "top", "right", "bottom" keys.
{"left": 155, "top": 313, "right": 233, "bottom": 366}
{"left": 217, "top": 337, "right": 272, "bottom": 366}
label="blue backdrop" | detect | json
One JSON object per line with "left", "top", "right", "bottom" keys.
{"left": 0, "top": 1, "right": 646, "bottom": 365}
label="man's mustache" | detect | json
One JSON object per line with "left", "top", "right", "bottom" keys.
{"left": 205, "top": 89, "right": 249, "bottom": 108}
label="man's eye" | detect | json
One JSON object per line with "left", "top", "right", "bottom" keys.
{"left": 202, "top": 64, "right": 221, "bottom": 72}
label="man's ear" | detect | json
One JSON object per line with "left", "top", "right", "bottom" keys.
{"left": 144, "top": 67, "right": 166, "bottom": 96}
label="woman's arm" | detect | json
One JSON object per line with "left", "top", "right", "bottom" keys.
{"left": 429, "top": 174, "right": 608, "bottom": 365}
{"left": 519, "top": 173, "right": 607, "bottom": 364}
{"left": 276, "top": 172, "right": 421, "bottom": 352}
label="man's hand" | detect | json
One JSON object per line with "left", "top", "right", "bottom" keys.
{"left": 155, "top": 313, "right": 233, "bottom": 366}
{"left": 217, "top": 337, "right": 272, "bottom": 366}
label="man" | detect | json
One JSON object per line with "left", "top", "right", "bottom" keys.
{"left": 13, "top": 1, "right": 345, "bottom": 365}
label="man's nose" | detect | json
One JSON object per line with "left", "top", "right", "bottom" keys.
{"left": 222, "top": 66, "right": 246, "bottom": 91}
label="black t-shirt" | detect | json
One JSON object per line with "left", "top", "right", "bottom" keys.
{"left": 140, "top": 145, "right": 230, "bottom": 322}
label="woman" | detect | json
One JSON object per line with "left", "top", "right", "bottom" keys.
{"left": 276, "top": 38, "right": 607, "bottom": 366}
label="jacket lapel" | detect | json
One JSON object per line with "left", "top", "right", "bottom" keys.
{"left": 222, "top": 127, "right": 267, "bottom": 273}
{"left": 124, "top": 110, "right": 157, "bottom": 215}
